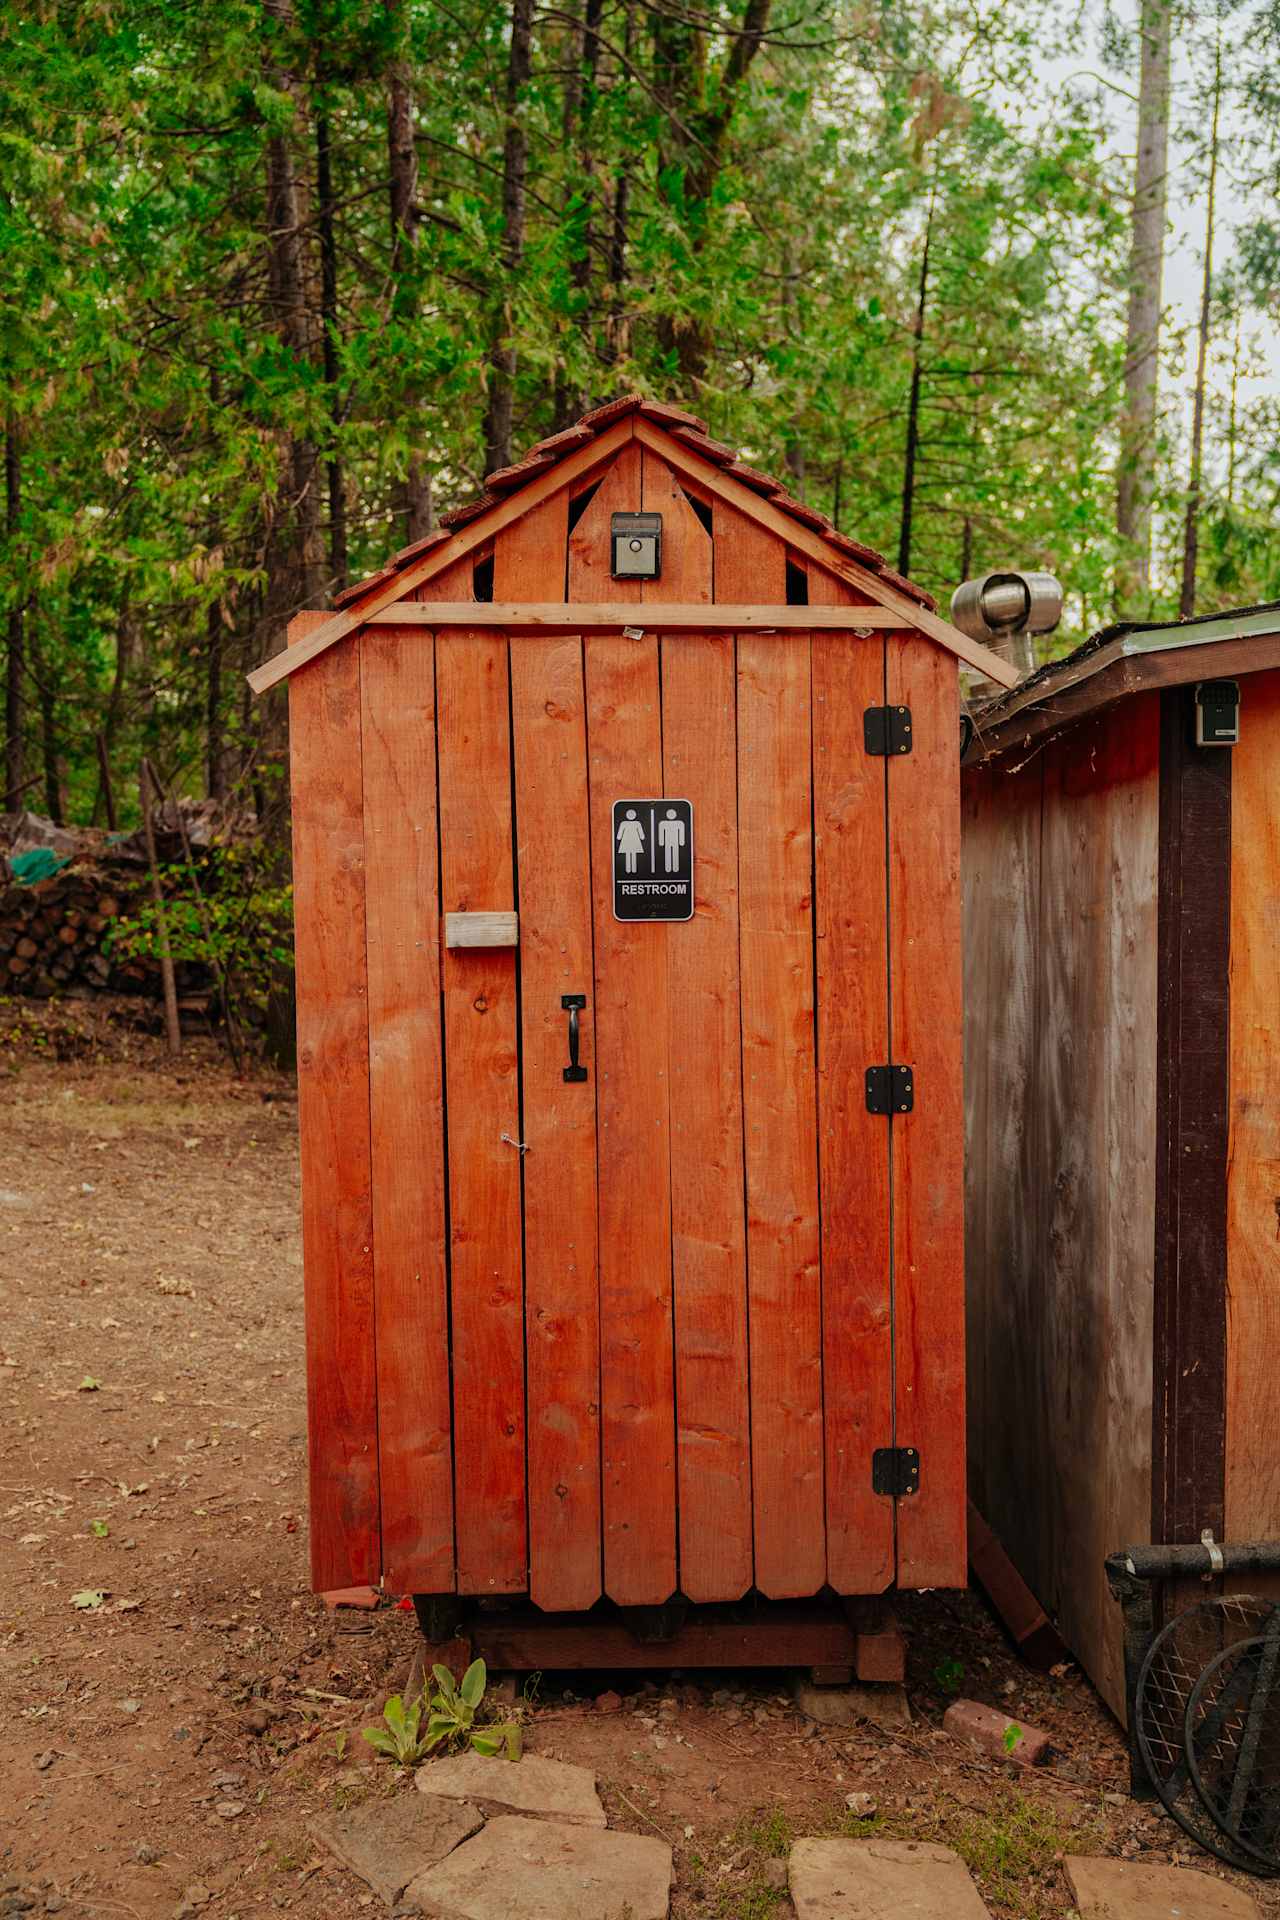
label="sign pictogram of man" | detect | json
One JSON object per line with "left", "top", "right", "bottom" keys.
{"left": 658, "top": 807, "right": 685, "bottom": 873}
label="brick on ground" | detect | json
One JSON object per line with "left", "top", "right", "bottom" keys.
{"left": 942, "top": 1697, "right": 1052, "bottom": 1765}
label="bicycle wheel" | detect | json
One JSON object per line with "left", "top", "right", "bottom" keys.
{"left": 1185, "top": 1618, "right": 1280, "bottom": 1872}
{"left": 1134, "top": 1594, "right": 1278, "bottom": 1875}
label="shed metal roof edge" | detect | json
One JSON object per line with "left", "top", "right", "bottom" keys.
{"left": 964, "top": 600, "right": 1280, "bottom": 767}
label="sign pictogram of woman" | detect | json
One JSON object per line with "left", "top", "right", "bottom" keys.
{"left": 616, "top": 807, "right": 645, "bottom": 874}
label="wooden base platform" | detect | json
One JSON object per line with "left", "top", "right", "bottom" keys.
{"left": 413, "top": 1597, "right": 906, "bottom": 1687}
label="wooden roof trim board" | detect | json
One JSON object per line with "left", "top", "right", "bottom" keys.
{"left": 249, "top": 401, "right": 1022, "bottom": 694}
{"left": 630, "top": 420, "right": 1020, "bottom": 687}
{"left": 248, "top": 417, "right": 637, "bottom": 694}
{"left": 966, "top": 621, "right": 1280, "bottom": 767}
{"left": 360, "top": 602, "right": 911, "bottom": 631}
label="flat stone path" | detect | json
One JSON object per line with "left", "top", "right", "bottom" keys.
{"left": 415, "top": 1749, "right": 607, "bottom": 1827}
{"left": 313, "top": 1794, "right": 482, "bottom": 1906}
{"left": 789, "top": 1837, "right": 992, "bottom": 1918}
{"left": 1064, "top": 1856, "right": 1262, "bottom": 1919}
{"left": 404, "top": 1814, "right": 672, "bottom": 1920}
{"left": 317, "top": 1744, "right": 1269, "bottom": 1920}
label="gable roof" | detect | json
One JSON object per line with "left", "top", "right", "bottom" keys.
{"left": 248, "top": 396, "right": 1021, "bottom": 694}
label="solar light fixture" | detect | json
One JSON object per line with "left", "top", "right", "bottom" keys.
{"left": 611, "top": 511, "right": 662, "bottom": 579}
{"left": 950, "top": 570, "right": 1063, "bottom": 645}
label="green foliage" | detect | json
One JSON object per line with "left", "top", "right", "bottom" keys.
{"left": 934, "top": 1656, "right": 965, "bottom": 1695}
{"left": 424, "top": 1659, "right": 522, "bottom": 1761}
{"left": 817, "top": 1783, "right": 1104, "bottom": 1919}
{"left": 361, "top": 1690, "right": 432, "bottom": 1766}
{"left": 362, "top": 1658, "right": 521, "bottom": 1767}
{"left": 733, "top": 1808, "right": 793, "bottom": 1859}
{"left": 0, "top": 0, "right": 1274, "bottom": 856}
{"left": 105, "top": 846, "right": 293, "bottom": 1029}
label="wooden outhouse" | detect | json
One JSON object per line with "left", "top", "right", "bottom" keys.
{"left": 251, "top": 396, "right": 1018, "bottom": 1650}
{"left": 962, "top": 603, "right": 1280, "bottom": 1718}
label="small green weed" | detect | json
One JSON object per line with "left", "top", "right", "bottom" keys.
{"left": 712, "top": 1882, "right": 786, "bottom": 1919}
{"left": 934, "top": 1655, "right": 965, "bottom": 1694}
{"left": 951, "top": 1788, "right": 1087, "bottom": 1907}
{"left": 732, "top": 1807, "right": 793, "bottom": 1858}
{"left": 361, "top": 1690, "right": 432, "bottom": 1765}
{"left": 814, "top": 1784, "right": 1100, "bottom": 1919}
{"left": 362, "top": 1657, "right": 522, "bottom": 1767}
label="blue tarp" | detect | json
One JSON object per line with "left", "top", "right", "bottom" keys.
{"left": 9, "top": 848, "right": 71, "bottom": 885}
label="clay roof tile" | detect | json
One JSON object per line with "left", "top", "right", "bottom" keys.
{"left": 439, "top": 492, "right": 500, "bottom": 529}
{"left": 332, "top": 563, "right": 400, "bottom": 610}
{"left": 672, "top": 427, "right": 735, "bottom": 466}
{"left": 776, "top": 497, "right": 832, "bottom": 533}
{"left": 529, "top": 424, "right": 596, "bottom": 458}
{"left": 728, "top": 461, "right": 786, "bottom": 498}
{"left": 485, "top": 452, "right": 557, "bottom": 493}
{"left": 578, "top": 394, "right": 646, "bottom": 429}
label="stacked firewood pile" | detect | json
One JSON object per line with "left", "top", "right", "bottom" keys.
{"left": 0, "top": 802, "right": 249, "bottom": 1007}
{"left": 0, "top": 868, "right": 137, "bottom": 999}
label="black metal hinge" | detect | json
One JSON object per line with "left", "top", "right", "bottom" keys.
{"left": 864, "top": 705, "right": 913, "bottom": 756}
{"left": 865, "top": 1064, "right": 914, "bottom": 1115}
{"left": 872, "top": 1447, "right": 921, "bottom": 1497}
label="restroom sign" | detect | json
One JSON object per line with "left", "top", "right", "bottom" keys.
{"left": 612, "top": 799, "right": 694, "bottom": 922}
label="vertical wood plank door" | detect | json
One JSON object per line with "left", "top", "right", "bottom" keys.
{"left": 429, "top": 559, "right": 528, "bottom": 1596}
{"left": 383, "top": 462, "right": 959, "bottom": 1609}
{"left": 496, "top": 493, "right": 603, "bottom": 1614}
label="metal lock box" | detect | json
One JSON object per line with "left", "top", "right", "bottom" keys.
{"left": 611, "top": 511, "right": 662, "bottom": 580}
{"left": 1195, "top": 679, "right": 1240, "bottom": 747}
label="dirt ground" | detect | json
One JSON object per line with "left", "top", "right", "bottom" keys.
{"left": 1, "top": 1011, "right": 1274, "bottom": 1919}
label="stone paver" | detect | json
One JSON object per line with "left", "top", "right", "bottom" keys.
{"left": 789, "top": 1837, "right": 992, "bottom": 1918}
{"left": 404, "top": 1814, "right": 672, "bottom": 1919}
{"left": 415, "top": 1751, "right": 606, "bottom": 1827}
{"left": 314, "top": 1794, "right": 482, "bottom": 1906}
{"left": 792, "top": 1679, "right": 912, "bottom": 1731}
{"left": 1064, "top": 1856, "right": 1262, "bottom": 1919}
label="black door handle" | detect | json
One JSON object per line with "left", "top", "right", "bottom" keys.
{"left": 562, "top": 994, "right": 588, "bottom": 1082}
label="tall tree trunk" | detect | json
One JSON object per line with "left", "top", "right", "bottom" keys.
{"left": 315, "top": 106, "right": 348, "bottom": 589}
{"left": 553, "top": 0, "right": 604, "bottom": 427}
{"left": 603, "top": 4, "right": 634, "bottom": 372}
{"left": 1226, "top": 311, "right": 1241, "bottom": 507}
{"left": 652, "top": 0, "right": 773, "bottom": 388}
{"left": 1179, "top": 27, "right": 1222, "bottom": 621}
{"left": 206, "top": 596, "right": 226, "bottom": 799}
{"left": 387, "top": 22, "right": 433, "bottom": 537}
{"left": 897, "top": 184, "right": 935, "bottom": 579}
{"left": 92, "top": 596, "right": 134, "bottom": 825}
{"left": 260, "top": 0, "right": 316, "bottom": 1066}
{"left": 28, "top": 608, "right": 62, "bottom": 825}
{"left": 263, "top": 0, "right": 321, "bottom": 638}
{"left": 482, "top": 0, "right": 534, "bottom": 473}
{"left": 4, "top": 408, "right": 23, "bottom": 811}
{"left": 1116, "top": 0, "right": 1172, "bottom": 605}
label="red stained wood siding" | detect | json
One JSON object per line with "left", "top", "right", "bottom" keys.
{"left": 361, "top": 622, "right": 453, "bottom": 1593}
{"left": 288, "top": 432, "right": 968, "bottom": 1614}
{"left": 288, "top": 610, "right": 380, "bottom": 1590}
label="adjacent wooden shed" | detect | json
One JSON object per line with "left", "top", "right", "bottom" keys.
{"left": 962, "top": 604, "right": 1280, "bottom": 1718}
{"left": 252, "top": 396, "right": 1018, "bottom": 1647}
